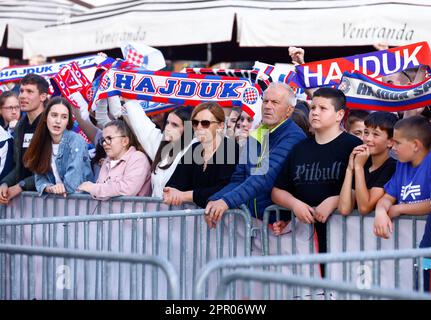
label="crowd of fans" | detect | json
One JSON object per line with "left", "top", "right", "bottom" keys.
{"left": 0, "top": 46, "right": 430, "bottom": 291}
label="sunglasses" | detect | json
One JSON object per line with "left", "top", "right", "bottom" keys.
{"left": 191, "top": 119, "right": 220, "bottom": 129}
{"left": 99, "top": 135, "right": 125, "bottom": 146}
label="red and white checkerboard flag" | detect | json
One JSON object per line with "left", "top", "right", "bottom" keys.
{"left": 120, "top": 42, "right": 166, "bottom": 71}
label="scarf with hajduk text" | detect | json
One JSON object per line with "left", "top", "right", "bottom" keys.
{"left": 91, "top": 67, "right": 263, "bottom": 118}
{"left": 339, "top": 71, "right": 431, "bottom": 112}
{"left": 184, "top": 67, "right": 270, "bottom": 91}
{"left": 0, "top": 55, "right": 106, "bottom": 85}
{"left": 295, "top": 41, "right": 431, "bottom": 89}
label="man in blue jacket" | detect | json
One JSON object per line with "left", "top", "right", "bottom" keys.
{"left": 205, "top": 82, "right": 306, "bottom": 228}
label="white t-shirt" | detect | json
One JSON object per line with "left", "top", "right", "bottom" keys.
{"left": 109, "top": 159, "right": 121, "bottom": 169}
{"left": 51, "top": 144, "right": 63, "bottom": 184}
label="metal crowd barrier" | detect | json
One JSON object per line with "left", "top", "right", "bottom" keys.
{"left": 0, "top": 244, "right": 179, "bottom": 300}
{"left": 195, "top": 247, "right": 431, "bottom": 300}
{"left": 215, "top": 270, "right": 431, "bottom": 300}
{"left": 262, "top": 205, "right": 428, "bottom": 291}
{"left": 0, "top": 192, "right": 252, "bottom": 299}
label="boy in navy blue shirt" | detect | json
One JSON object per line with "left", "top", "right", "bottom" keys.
{"left": 374, "top": 115, "right": 431, "bottom": 291}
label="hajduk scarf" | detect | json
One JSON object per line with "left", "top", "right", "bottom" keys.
{"left": 295, "top": 41, "right": 431, "bottom": 89}
{"left": 339, "top": 71, "right": 431, "bottom": 112}
{"left": 0, "top": 55, "right": 106, "bottom": 85}
{"left": 184, "top": 67, "right": 269, "bottom": 90}
{"left": 184, "top": 67, "right": 265, "bottom": 127}
{"left": 51, "top": 62, "right": 93, "bottom": 120}
{"left": 91, "top": 67, "right": 262, "bottom": 118}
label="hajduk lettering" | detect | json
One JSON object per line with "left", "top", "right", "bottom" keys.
{"left": 295, "top": 41, "right": 431, "bottom": 88}
{"left": 92, "top": 68, "right": 262, "bottom": 118}
{"left": 112, "top": 73, "right": 243, "bottom": 99}
{"left": 339, "top": 71, "right": 431, "bottom": 112}
{"left": 0, "top": 55, "right": 106, "bottom": 84}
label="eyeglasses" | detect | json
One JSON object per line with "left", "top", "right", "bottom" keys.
{"left": 99, "top": 135, "right": 125, "bottom": 145}
{"left": 2, "top": 106, "right": 20, "bottom": 111}
{"left": 191, "top": 119, "right": 220, "bottom": 129}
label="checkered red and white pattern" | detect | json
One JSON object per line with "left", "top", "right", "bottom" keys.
{"left": 125, "top": 46, "right": 145, "bottom": 67}
{"left": 99, "top": 75, "right": 111, "bottom": 91}
{"left": 242, "top": 87, "right": 259, "bottom": 105}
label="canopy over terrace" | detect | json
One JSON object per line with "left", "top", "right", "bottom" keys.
{"left": 21, "top": 0, "right": 431, "bottom": 62}
{"left": 0, "top": 0, "right": 88, "bottom": 55}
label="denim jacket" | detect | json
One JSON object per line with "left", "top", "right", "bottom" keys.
{"left": 35, "top": 130, "right": 94, "bottom": 195}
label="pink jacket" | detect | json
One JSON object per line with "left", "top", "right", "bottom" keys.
{"left": 87, "top": 146, "right": 151, "bottom": 200}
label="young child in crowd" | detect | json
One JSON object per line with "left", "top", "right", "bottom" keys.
{"left": 373, "top": 115, "right": 431, "bottom": 291}
{"left": 374, "top": 116, "right": 431, "bottom": 238}
{"left": 338, "top": 112, "right": 398, "bottom": 215}
{"left": 271, "top": 88, "right": 362, "bottom": 260}
{"left": 345, "top": 109, "right": 370, "bottom": 140}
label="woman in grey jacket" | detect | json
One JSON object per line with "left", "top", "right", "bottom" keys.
{"left": 23, "top": 97, "right": 93, "bottom": 196}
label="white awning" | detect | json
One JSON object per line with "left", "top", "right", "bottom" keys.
{"left": 236, "top": 0, "right": 431, "bottom": 47}
{"left": 0, "top": 0, "right": 87, "bottom": 50}
{"left": 23, "top": 0, "right": 236, "bottom": 58}
{"left": 22, "top": 0, "right": 431, "bottom": 59}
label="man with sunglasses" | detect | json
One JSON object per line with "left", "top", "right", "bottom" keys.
{"left": 204, "top": 83, "right": 306, "bottom": 230}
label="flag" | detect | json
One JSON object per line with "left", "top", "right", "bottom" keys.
{"left": 121, "top": 43, "right": 166, "bottom": 71}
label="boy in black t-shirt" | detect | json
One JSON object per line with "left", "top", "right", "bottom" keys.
{"left": 271, "top": 88, "right": 362, "bottom": 257}
{"left": 338, "top": 111, "right": 398, "bottom": 216}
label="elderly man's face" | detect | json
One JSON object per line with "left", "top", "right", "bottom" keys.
{"left": 261, "top": 86, "right": 293, "bottom": 129}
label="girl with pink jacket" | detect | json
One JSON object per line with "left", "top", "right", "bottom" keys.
{"left": 78, "top": 119, "right": 151, "bottom": 200}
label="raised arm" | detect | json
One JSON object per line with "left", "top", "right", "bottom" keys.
{"left": 122, "top": 100, "right": 163, "bottom": 161}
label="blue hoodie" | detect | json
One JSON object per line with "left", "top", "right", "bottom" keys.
{"left": 209, "top": 118, "right": 306, "bottom": 221}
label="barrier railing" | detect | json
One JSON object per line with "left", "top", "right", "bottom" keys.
{"left": 262, "top": 205, "right": 428, "bottom": 291}
{"left": 0, "top": 244, "right": 179, "bottom": 300}
{"left": 0, "top": 192, "right": 252, "bottom": 299}
{"left": 214, "top": 270, "right": 431, "bottom": 300}
{"left": 195, "top": 247, "right": 431, "bottom": 300}
{"left": 2, "top": 193, "right": 429, "bottom": 300}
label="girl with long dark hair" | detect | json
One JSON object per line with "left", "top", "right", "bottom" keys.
{"left": 23, "top": 97, "right": 93, "bottom": 196}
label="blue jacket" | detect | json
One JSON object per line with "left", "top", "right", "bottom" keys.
{"left": 209, "top": 118, "right": 306, "bottom": 220}
{"left": 35, "top": 130, "right": 94, "bottom": 195}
